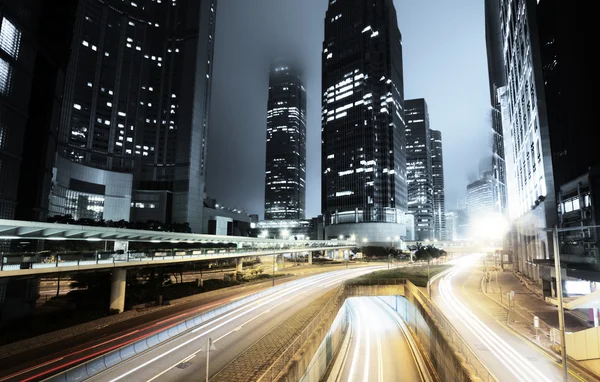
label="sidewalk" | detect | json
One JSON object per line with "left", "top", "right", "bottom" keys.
{"left": 484, "top": 266, "right": 591, "bottom": 332}
{"left": 477, "top": 262, "right": 599, "bottom": 381}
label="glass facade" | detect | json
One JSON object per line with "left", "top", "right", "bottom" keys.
{"left": 430, "top": 129, "right": 446, "bottom": 240}
{"left": 405, "top": 99, "right": 433, "bottom": 241}
{"left": 264, "top": 63, "right": 306, "bottom": 220}
{"left": 52, "top": 0, "right": 217, "bottom": 231}
{"left": 321, "top": 0, "right": 407, "bottom": 228}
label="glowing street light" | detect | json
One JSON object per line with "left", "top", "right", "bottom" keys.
{"left": 362, "top": 238, "right": 368, "bottom": 243}
{"left": 339, "top": 234, "right": 345, "bottom": 240}
{"left": 280, "top": 229, "right": 290, "bottom": 239}
{"left": 261, "top": 230, "right": 269, "bottom": 238}
{"left": 350, "top": 234, "right": 356, "bottom": 241}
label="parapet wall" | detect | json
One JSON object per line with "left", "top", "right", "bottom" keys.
{"left": 277, "top": 280, "right": 496, "bottom": 382}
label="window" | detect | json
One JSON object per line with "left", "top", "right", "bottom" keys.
{"left": 0, "top": 18, "right": 21, "bottom": 59}
{"left": 0, "top": 58, "right": 11, "bottom": 95}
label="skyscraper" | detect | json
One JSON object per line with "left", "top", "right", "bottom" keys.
{"left": 483, "top": 0, "right": 508, "bottom": 219}
{"left": 430, "top": 129, "right": 446, "bottom": 240}
{"left": 487, "top": 0, "right": 599, "bottom": 281}
{"left": 321, "top": 0, "right": 408, "bottom": 246}
{"left": 264, "top": 62, "right": 306, "bottom": 220}
{"left": 48, "top": 0, "right": 217, "bottom": 232}
{"left": 405, "top": 98, "right": 433, "bottom": 241}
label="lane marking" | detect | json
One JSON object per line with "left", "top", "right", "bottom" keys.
{"left": 107, "top": 268, "right": 377, "bottom": 382}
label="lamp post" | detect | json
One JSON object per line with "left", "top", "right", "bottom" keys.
{"left": 551, "top": 226, "right": 568, "bottom": 382}
{"left": 272, "top": 254, "right": 276, "bottom": 287}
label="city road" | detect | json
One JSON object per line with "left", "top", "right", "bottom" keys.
{"left": 433, "top": 254, "right": 582, "bottom": 382}
{"left": 69, "top": 267, "right": 380, "bottom": 381}
{"left": 327, "top": 297, "right": 430, "bottom": 382}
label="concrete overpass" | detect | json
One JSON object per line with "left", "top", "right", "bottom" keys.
{"left": 0, "top": 219, "right": 353, "bottom": 312}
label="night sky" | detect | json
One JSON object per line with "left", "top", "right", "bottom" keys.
{"left": 207, "top": 0, "right": 491, "bottom": 219}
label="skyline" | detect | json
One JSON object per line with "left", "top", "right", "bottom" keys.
{"left": 207, "top": 0, "right": 491, "bottom": 218}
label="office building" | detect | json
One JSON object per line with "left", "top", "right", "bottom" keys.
{"left": 0, "top": 0, "right": 78, "bottom": 322}
{"left": 264, "top": 62, "right": 306, "bottom": 220}
{"left": 321, "top": 0, "right": 408, "bottom": 247}
{"left": 48, "top": 0, "right": 217, "bottom": 233}
{"left": 430, "top": 129, "right": 446, "bottom": 240}
{"left": 467, "top": 173, "right": 495, "bottom": 218}
{"left": 487, "top": 0, "right": 599, "bottom": 283}
{"left": 405, "top": 99, "right": 433, "bottom": 241}
{"left": 484, "top": 0, "right": 508, "bottom": 217}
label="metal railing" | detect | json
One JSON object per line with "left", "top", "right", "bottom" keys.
{"left": 256, "top": 285, "right": 346, "bottom": 381}
{"left": 0, "top": 246, "right": 349, "bottom": 273}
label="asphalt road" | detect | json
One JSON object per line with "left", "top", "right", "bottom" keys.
{"left": 0, "top": 264, "right": 375, "bottom": 382}
{"left": 327, "top": 297, "right": 426, "bottom": 382}
{"left": 55, "top": 267, "right": 380, "bottom": 382}
{"left": 433, "top": 254, "right": 581, "bottom": 382}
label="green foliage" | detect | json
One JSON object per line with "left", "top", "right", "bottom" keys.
{"left": 411, "top": 242, "right": 447, "bottom": 262}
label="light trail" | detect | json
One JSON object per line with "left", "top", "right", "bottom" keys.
{"left": 100, "top": 267, "right": 380, "bottom": 382}
{"left": 438, "top": 255, "right": 551, "bottom": 382}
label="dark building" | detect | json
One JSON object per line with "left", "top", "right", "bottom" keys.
{"left": 264, "top": 62, "right": 306, "bottom": 220}
{"left": 0, "top": 0, "right": 78, "bottom": 322}
{"left": 484, "top": 0, "right": 508, "bottom": 217}
{"left": 430, "top": 129, "right": 446, "bottom": 240}
{"left": 405, "top": 98, "right": 433, "bottom": 241}
{"left": 48, "top": 0, "right": 217, "bottom": 232}
{"left": 321, "top": 0, "right": 409, "bottom": 246}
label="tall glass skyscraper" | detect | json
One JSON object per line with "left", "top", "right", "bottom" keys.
{"left": 264, "top": 62, "right": 306, "bottom": 220}
{"left": 321, "top": 0, "right": 408, "bottom": 246}
{"left": 49, "top": 0, "right": 217, "bottom": 232}
{"left": 430, "top": 129, "right": 446, "bottom": 240}
{"left": 405, "top": 98, "right": 433, "bottom": 241}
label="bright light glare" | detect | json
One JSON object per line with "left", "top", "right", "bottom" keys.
{"left": 469, "top": 212, "right": 509, "bottom": 240}
{"left": 280, "top": 229, "right": 290, "bottom": 239}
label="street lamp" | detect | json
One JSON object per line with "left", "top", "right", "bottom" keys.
{"left": 280, "top": 229, "right": 290, "bottom": 239}
{"left": 362, "top": 238, "right": 368, "bottom": 243}
{"left": 339, "top": 234, "right": 344, "bottom": 240}
{"left": 350, "top": 234, "right": 356, "bottom": 241}
{"left": 261, "top": 230, "right": 269, "bottom": 239}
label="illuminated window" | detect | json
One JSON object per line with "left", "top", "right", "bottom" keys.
{"left": 0, "top": 18, "right": 21, "bottom": 59}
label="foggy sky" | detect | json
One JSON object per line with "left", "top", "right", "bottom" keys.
{"left": 207, "top": 0, "right": 492, "bottom": 219}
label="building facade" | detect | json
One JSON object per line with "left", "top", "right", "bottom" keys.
{"left": 488, "top": 0, "right": 599, "bottom": 283}
{"left": 484, "top": 0, "right": 508, "bottom": 217}
{"left": 264, "top": 63, "right": 306, "bottom": 220}
{"left": 321, "top": 0, "right": 408, "bottom": 246}
{"left": 49, "top": 0, "right": 217, "bottom": 232}
{"left": 467, "top": 174, "right": 495, "bottom": 218}
{"left": 430, "top": 129, "right": 446, "bottom": 240}
{"left": 405, "top": 98, "right": 433, "bottom": 241}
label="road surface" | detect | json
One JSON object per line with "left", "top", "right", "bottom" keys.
{"left": 0, "top": 264, "right": 376, "bottom": 382}
{"left": 55, "top": 267, "right": 380, "bottom": 382}
{"left": 433, "top": 254, "right": 583, "bottom": 382}
{"left": 327, "top": 297, "right": 429, "bottom": 382}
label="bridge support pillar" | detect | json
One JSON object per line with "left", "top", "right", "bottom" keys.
{"left": 109, "top": 268, "right": 127, "bottom": 313}
{"left": 235, "top": 257, "right": 243, "bottom": 272}
{"left": 308, "top": 252, "right": 312, "bottom": 265}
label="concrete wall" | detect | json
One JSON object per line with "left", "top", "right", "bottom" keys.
{"left": 276, "top": 281, "right": 492, "bottom": 382}
{"left": 565, "top": 326, "right": 600, "bottom": 376}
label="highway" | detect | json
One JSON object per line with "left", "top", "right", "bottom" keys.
{"left": 433, "top": 254, "right": 581, "bottom": 382}
{"left": 327, "top": 297, "right": 430, "bottom": 382}
{"left": 45, "top": 267, "right": 380, "bottom": 382}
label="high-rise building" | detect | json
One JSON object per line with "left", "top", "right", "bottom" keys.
{"left": 430, "top": 129, "right": 446, "bottom": 240}
{"left": 405, "top": 98, "right": 433, "bottom": 241}
{"left": 487, "top": 0, "right": 599, "bottom": 282}
{"left": 264, "top": 62, "right": 306, "bottom": 220}
{"left": 0, "top": 0, "right": 79, "bottom": 322}
{"left": 48, "top": 0, "right": 217, "bottom": 233}
{"left": 467, "top": 173, "right": 495, "bottom": 219}
{"left": 321, "top": 0, "right": 408, "bottom": 246}
{"left": 1, "top": 0, "right": 78, "bottom": 223}
{"left": 484, "top": 0, "right": 508, "bottom": 217}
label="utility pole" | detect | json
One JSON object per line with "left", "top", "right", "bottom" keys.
{"left": 201, "top": 337, "right": 216, "bottom": 382}
{"left": 552, "top": 227, "right": 568, "bottom": 382}
{"left": 272, "top": 255, "right": 276, "bottom": 287}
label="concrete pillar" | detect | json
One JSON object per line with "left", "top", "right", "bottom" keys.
{"left": 235, "top": 257, "right": 243, "bottom": 272}
{"left": 308, "top": 252, "right": 313, "bottom": 265}
{"left": 109, "top": 268, "right": 127, "bottom": 313}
